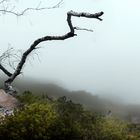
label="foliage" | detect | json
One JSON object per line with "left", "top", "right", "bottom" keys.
{"left": 16, "top": 91, "right": 45, "bottom": 104}
{"left": 0, "top": 103, "right": 57, "bottom": 140}
{"left": 95, "top": 117, "right": 128, "bottom": 140}
{"left": 0, "top": 91, "right": 139, "bottom": 140}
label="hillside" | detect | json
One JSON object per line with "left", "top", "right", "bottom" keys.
{"left": 0, "top": 91, "right": 140, "bottom": 140}
{"left": 1, "top": 77, "right": 140, "bottom": 123}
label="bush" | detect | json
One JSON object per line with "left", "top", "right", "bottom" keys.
{"left": 0, "top": 92, "right": 137, "bottom": 140}
{"left": 95, "top": 117, "right": 128, "bottom": 140}
{"left": 0, "top": 103, "right": 57, "bottom": 140}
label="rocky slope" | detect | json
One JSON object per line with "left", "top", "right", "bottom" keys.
{"left": 0, "top": 89, "right": 18, "bottom": 116}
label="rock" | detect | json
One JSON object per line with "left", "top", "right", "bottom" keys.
{"left": 0, "top": 108, "right": 14, "bottom": 117}
{"left": 0, "top": 89, "right": 18, "bottom": 108}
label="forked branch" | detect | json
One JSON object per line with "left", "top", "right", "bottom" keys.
{"left": 1, "top": 10, "right": 104, "bottom": 95}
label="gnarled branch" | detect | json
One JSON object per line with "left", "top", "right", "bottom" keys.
{"left": 2, "top": 10, "right": 104, "bottom": 95}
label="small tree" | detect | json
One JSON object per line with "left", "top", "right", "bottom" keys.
{"left": 0, "top": 1, "right": 104, "bottom": 96}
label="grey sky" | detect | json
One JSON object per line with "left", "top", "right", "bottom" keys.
{"left": 0, "top": 0, "right": 140, "bottom": 103}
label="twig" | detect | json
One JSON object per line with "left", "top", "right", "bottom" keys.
{"left": 0, "top": 0, "right": 63, "bottom": 16}
{"left": 0, "top": 0, "right": 6, "bottom": 5}
{"left": 74, "top": 26, "right": 93, "bottom": 32}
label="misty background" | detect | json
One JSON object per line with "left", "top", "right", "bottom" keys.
{"left": 0, "top": 0, "right": 140, "bottom": 104}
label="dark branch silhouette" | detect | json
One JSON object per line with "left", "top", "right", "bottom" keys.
{"left": 0, "top": 64, "right": 12, "bottom": 77}
{"left": 0, "top": 10, "right": 104, "bottom": 95}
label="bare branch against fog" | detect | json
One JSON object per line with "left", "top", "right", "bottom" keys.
{"left": 74, "top": 26, "right": 93, "bottom": 32}
{"left": 0, "top": 10, "right": 103, "bottom": 95}
{"left": 0, "top": 0, "right": 6, "bottom": 5}
{"left": 0, "top": 0, "right": 63, "bottom": 16}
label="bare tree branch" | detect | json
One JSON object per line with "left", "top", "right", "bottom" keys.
{"left": 0, "top": 10, "right": 103, "bottom": 95}
{"left": 0, "top": 0, "right": 63, "bottom": 16}
{"left": 3, "top": 10, "right": 104, "bottom": 94}
{"left": 74, "top": 26, "right": 93, "bottom": 32}
{"left": 69, "top": 11, "right": 103, "bottom": 21}
{"left": 0, "top": 0, "right": 6, "bottom": 5}
{"left": 0, "top": 64, "right": 12, "bottom": 76}
{"left": 0, "top": 47, "right": 20, "bottom": 71}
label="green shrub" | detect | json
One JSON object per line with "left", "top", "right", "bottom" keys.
{"left": 0, "top": 92, "right": 137, "bottom": 140}
{"left": 95, "top": 117, "right": 128, "bottom": 140}
{"left": 0, "top": 103, "right": 57, "bottom": 140}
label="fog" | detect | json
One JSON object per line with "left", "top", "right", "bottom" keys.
{"left": 1, "top": 77, "right": 140, "bottom": 123}
{"left": 0, "top": 0, "right": 140, "bottom": 104}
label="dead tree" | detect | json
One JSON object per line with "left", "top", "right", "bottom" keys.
{"left": 0, "top": 10, "right": 104, "bottom": 96}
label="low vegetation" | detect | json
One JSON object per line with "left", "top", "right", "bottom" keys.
{"left": 0, "top": 91, "right": 139, "bottom": 140}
